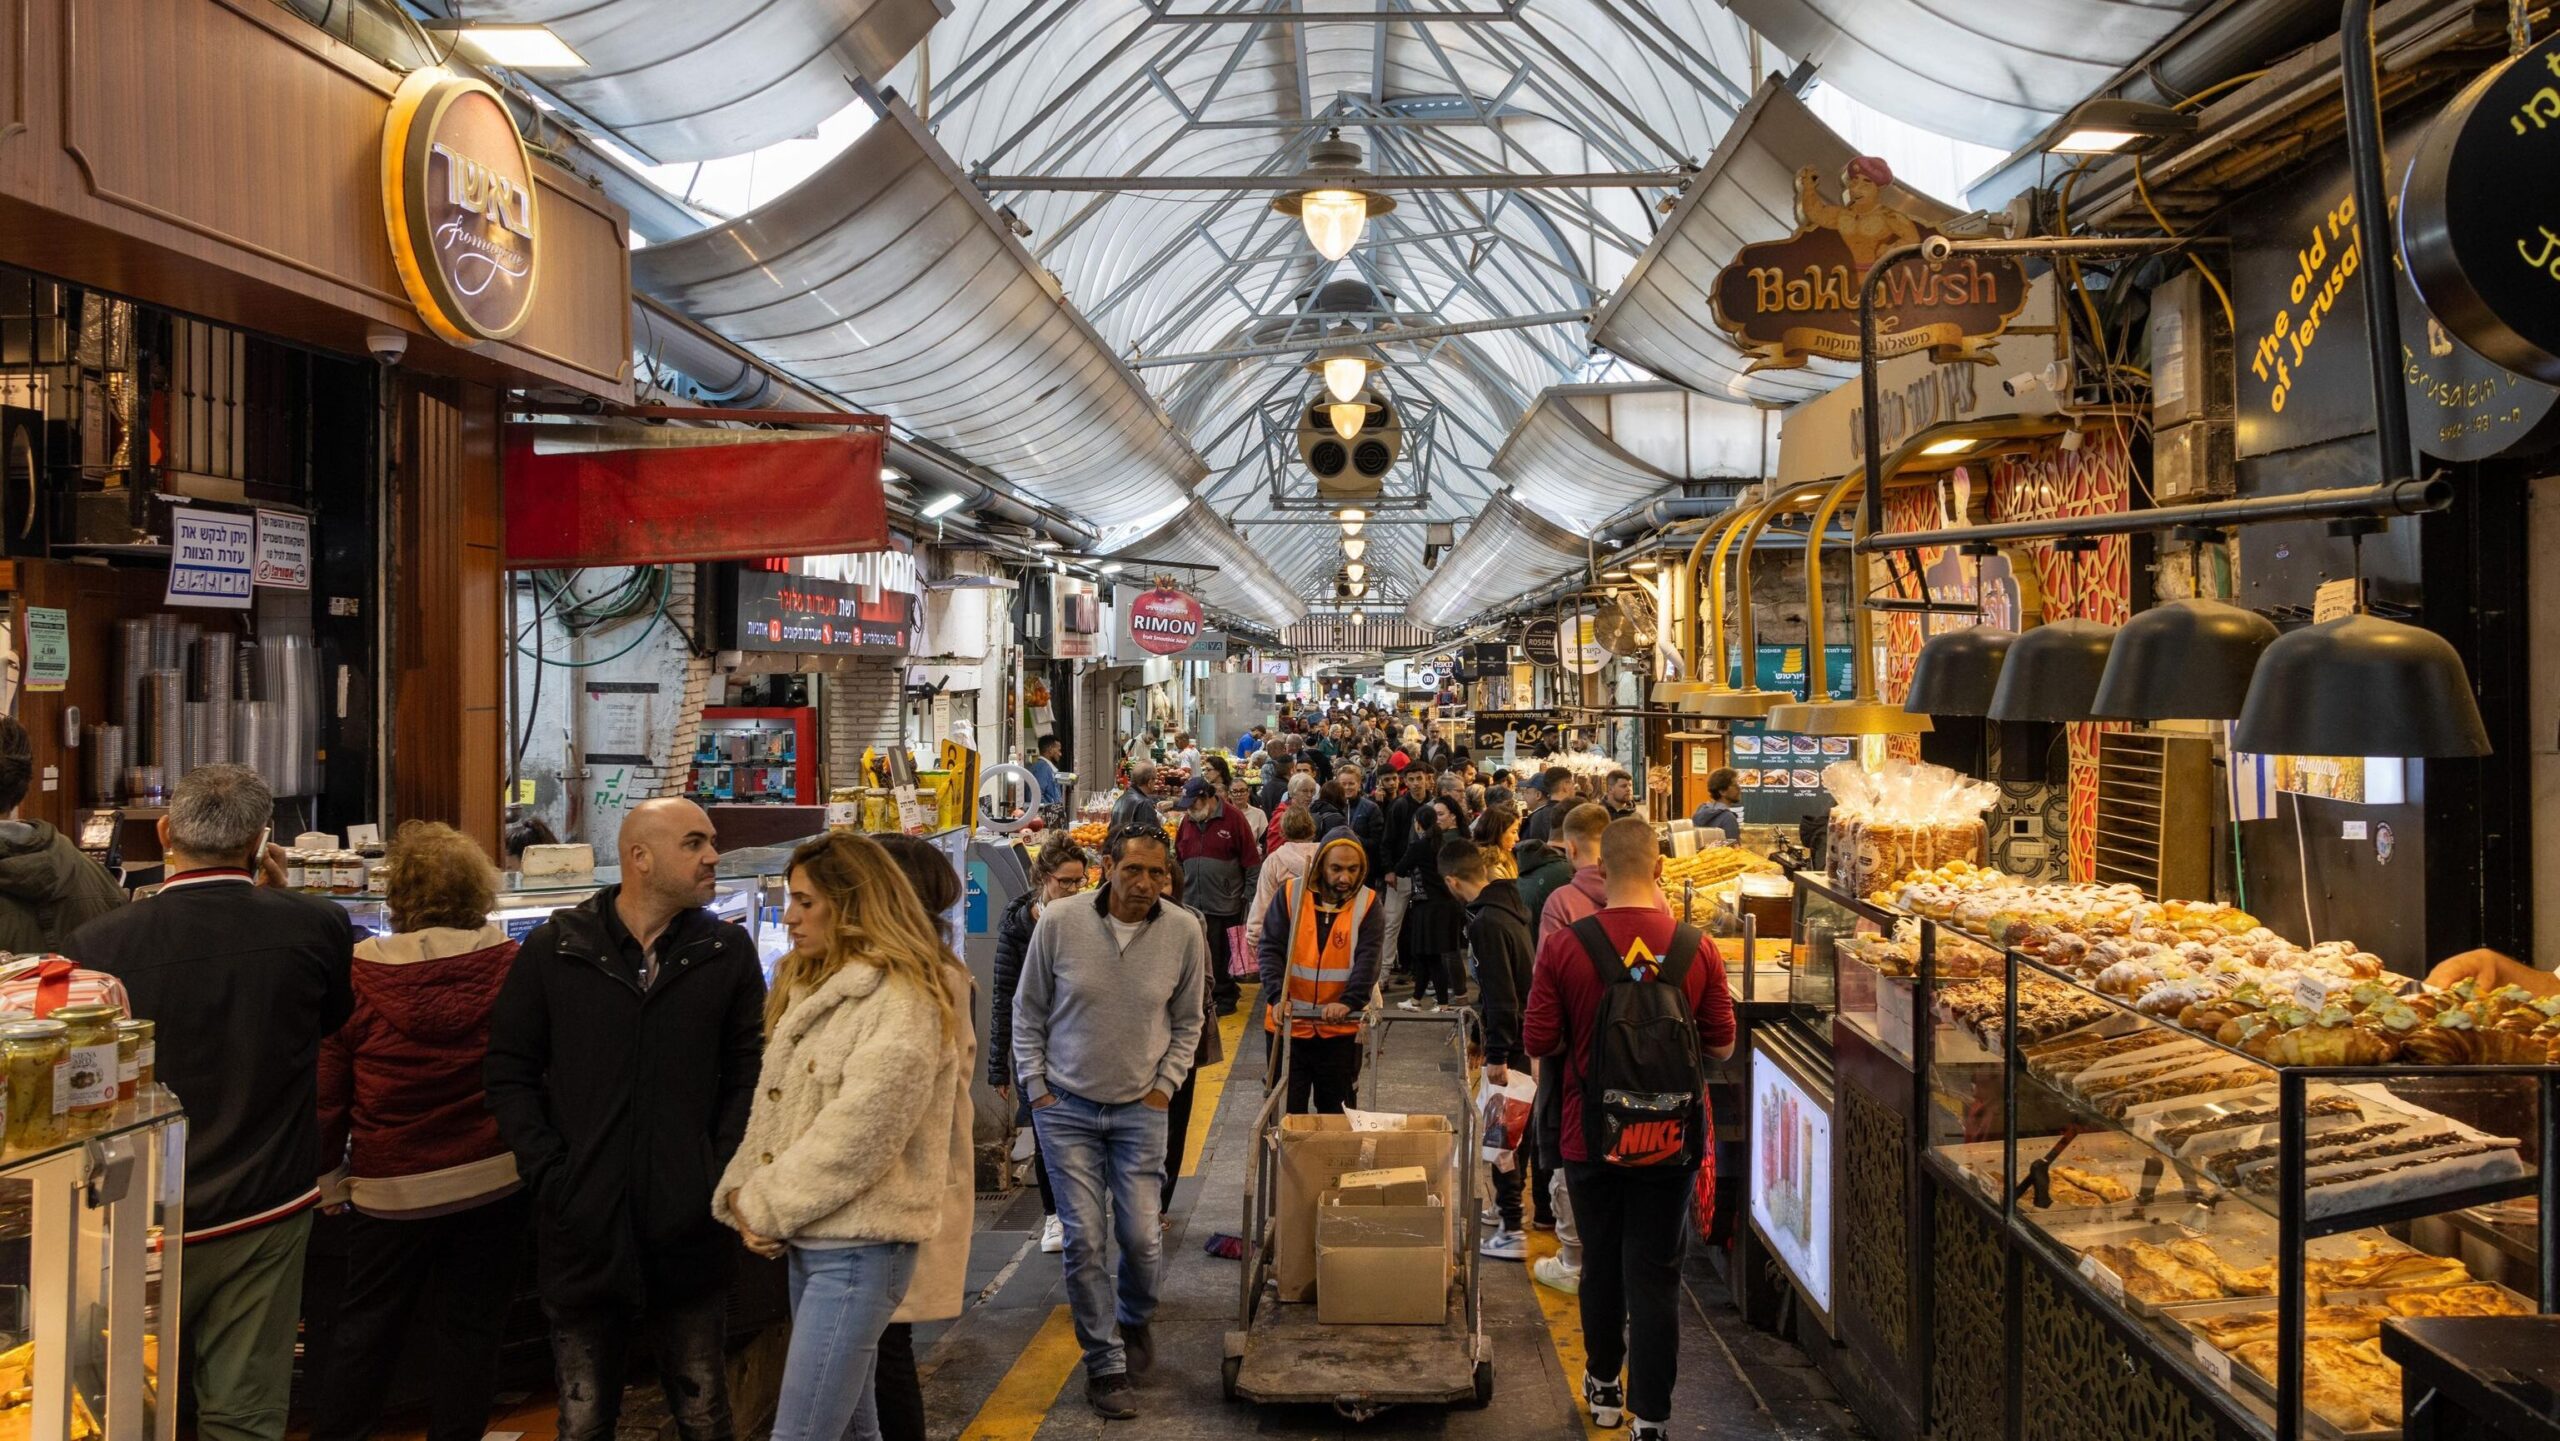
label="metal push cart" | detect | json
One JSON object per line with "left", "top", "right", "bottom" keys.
{"left": 1221, "top": 1003, "right": 1494, "bottom": 1418}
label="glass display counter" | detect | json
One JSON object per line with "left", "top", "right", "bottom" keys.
{"left": 1907, "top": 915, "right": 2559, "bottom": 1441}
{"left": 0, "top": 1089, "right": 185, "bottom": 1441}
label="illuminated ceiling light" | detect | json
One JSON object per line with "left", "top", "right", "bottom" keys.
{"left": 1630, "top": 558, "right": 1661, "bottom": 575}
{"left": 429, "top": 22, "right": 588, "bottom": 69}
{"left": 1272, "top": 131, "right": 1396, "bottom": 260}
{"left": 1345, "top": 562, "right": 1367, "bottom": 583}
{"left": 1099, "top": 561, "right": 1124, "bottom": 574}
{"left": 1342, "top": 537, "right": 1368, "bottom": 561}
{"left": 1918, "top": 436, "right": 1978, "bottom": 457}
{"left": 919, "top": 492, "right": 965, "bottom": 519}
{"left": 1328, "top": 401, "right": 1366, "bottom": 440}
{"left": 1321, "top": 354, "right": 1373, "bottom": 403}
{"left": 1337, "top": 508, "right": 1367, "bottom": 522}
{"left": 2048, "top": 98, "right": 2195, "bottom": 155}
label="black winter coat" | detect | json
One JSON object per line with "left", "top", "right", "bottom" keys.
{"left": 63, "top": 875, "right": 353, "bottom": 1238}
{"left": 484, "top": 886, "right": 766, "bottom": 1311}
{"left": 1464, "top": 879, "right": 1537, "bottom": 1065}
{"left": 988, "top": 888, "right": 1041, "bottom": 1088}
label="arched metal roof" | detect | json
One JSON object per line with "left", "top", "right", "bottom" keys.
{"left": 1407, "top": 490, "right": 1588, "bottom": 629}
{"left": 1491, "top": 382, "right": 1774, "bottom": 530}
{"left": 1721, "top": 0, "right": 2211, "bottom": 150}
{"left": 630, "top": 98, "right": 1208, "bottom": 533}
{"left": 478, "top": 0, "right": 948, "bottom": 162}
{"left": 1103, "top": 499, "right": 1308, "bottom": 629}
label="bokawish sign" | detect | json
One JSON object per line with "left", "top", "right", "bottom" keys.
{"left": 383, "top": 70, "right": 540, "bottom": 346}
{"left": 1711, "top": 157, "right": 2027, "bottom": 372}
{"left": 1127, "top": 584, "right": 1205, "bottom": 656}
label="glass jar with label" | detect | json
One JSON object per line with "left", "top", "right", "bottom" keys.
{"left": 333, "top": 852, "right": 366, "bottom": 895}
{"left": 123, "top": 1017, "right": 156, "bottom": 1092}
{"left": 116, "top": 1018, "right": 148, "bottom": 1102}
{"left": 54, "top": 1003, "right": 123, "bottom": 1134}
{"left": 1, "top": 1018, "right": 68, "bottom": 1152}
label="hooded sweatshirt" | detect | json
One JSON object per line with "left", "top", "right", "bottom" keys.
{"left": 1464, "top": 879, "right": 1536, "bottom": 1065}
{"left": 318, "top": 924, "right": 522, "bottom": 1218}
{"left": 1254, "top": 831, "right": 1383, "bottom": 1015}
{"left": 1538, "top": 863, "right": 1669, "bottom": 941}
{"left": 0, "top": 820, "right": 126, "bottom": 955}
{"left": 1514, "top": 838, "right": 1574, "bottom": 934}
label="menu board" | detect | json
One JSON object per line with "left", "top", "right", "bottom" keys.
{"left": 1725, "top": 644, "right": 1855, "bottom": 825}
{"left": 1749, "top": 1035, "right": 1834, "bottom": 1317}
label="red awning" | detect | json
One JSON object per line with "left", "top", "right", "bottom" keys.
{"left": 502, "top": 423, "right": 888, "bottom": 568}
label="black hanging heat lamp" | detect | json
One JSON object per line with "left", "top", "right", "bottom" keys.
{"left": 2226, "top": 0, "right": 2493, "bottom": 761}
{"left": 2090, "top": 527, "right": 2278, "bottom": 720}
{"left": 1985, "top": 618, "right": 2119, "bottom": 722}
{"left": 1903, "top": 542, "right": 2014, "bottom": 716}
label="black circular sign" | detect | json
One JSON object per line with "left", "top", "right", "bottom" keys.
{"left": 1521, "top": 618, "right": 1562, "bottom": 669}
{"left": 2401, "top": 35, "right": 2560, "bottom": 384}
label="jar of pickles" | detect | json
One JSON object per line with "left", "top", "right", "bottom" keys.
{"left": 2, "top": 1018, "right": 68, "bottom": 1152}
{"left": 117, "top": 1018, "right": 154, "bottom": 1102}
{"left": 54, "top": 1003, "right": 123, "bottom": 1134}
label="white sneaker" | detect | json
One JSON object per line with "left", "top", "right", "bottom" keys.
{"left": 1583, "top": 1373, "right": 1625, "bottom": 1429}
{"left": 1479, "top": 1230, "right": 1528, "bottom": 1261}
{"left": 1479, "top": 1202, "right": 1503, "bottom": 1230}
{"left": 1396, "top": 997, "right": 1435, "bottom": 1012}
{"left": 1535, "top": 1255, "right": 1582, "bottom": 1296}
{"left": 1631, "top": 1421, "right": 1668, "bottom": 1441}
{"left": 1041, "top": 1214, "right": 1064, "bottom": 1254}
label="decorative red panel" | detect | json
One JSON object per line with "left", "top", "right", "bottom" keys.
{"left": 501, "top": 427, "right": 888, "bottom": 568}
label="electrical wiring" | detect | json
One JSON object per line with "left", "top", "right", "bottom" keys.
{"left": 2133, "top": 156, "right": 2238, "bottom": 330}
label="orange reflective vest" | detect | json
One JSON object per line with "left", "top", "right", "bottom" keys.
{"left": 1263, "top": 878, "right": 1373, "bottom": 1040}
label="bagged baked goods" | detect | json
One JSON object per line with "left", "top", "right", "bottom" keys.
{"left": 1825, "top": 760, "right": 1998, "bottom": 901}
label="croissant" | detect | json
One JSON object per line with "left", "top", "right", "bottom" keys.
{"left": 2400, "top": 1024, "right": 2552, "bottom": 1065}
{"left": 2270, "top": 1025, "right": 2402, "bottom": 1066}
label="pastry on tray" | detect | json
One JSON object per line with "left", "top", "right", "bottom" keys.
{"left": 2399, "top": 1007, "right": 2557, "bottom": 1065}
{"left": 2228, "top": 1337, "right": 2398, "bottom": 1432}
{"left": 2384, "top": 1282, "right": 2528, "bottom": 1318}
{"left": 2048, "top": 1165, "right": 2132, "bottom": 1204}
{"left": 2081, "top": 1241, "right": 2222, "bottom": 1303}
{"left": 2238, "top": 1003, "right": 2406, "bottom": 1065}
{"left": 2191, "top": 1302, "right": 2391, "bottom": 1350}
{"left": 2092, "top": 1064, "right": 2274, "bottom": 1119}
{"left": 2163, "top": 1239, "right": 2272, "bottom": 1297}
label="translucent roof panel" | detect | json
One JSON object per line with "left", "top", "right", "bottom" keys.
{"left": 631, "top": 99, "right": 1208, "bottom": 532}
{"left": 1492, "top": 383, "right": 1773, "bottom": 530}
{"left": 482, "top": 0, "right": 946, "bottom": 162}
{"left": 1407, "top": 492, "right": 1589, "bottom": 629}
{"left": 1722, "top": 0, "right": 2210, "bottom": 150}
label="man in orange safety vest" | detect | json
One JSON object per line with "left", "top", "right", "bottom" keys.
{"left": 1253, "top": 830, "right": 1381, "bottom": 1114}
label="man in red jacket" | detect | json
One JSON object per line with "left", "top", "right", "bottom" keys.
{"left": 1175, "top": 778, "right": 1261, "bottom": 1016}
{"left": 1523, "top": 819, "right": 1735, "bottom": 1441}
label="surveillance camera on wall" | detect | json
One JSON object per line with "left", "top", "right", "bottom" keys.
{"left": 2001, "top": 372, "right": 2040, "bottom": 398}
{"left": 364, "top": 324, "right": 409, "bottom": 365}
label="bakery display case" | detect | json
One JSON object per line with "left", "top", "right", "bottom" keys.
{"left": 1877, "top": 862, "right": 2560, "bottom": 1441}
{"left": 0, "top": 1088, "right": 184, "bottom": 1441}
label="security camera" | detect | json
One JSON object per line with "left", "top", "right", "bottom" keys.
{"left": 364, "top": 324, "right": 409, "bottom": 366}
{"left": 2001, "top": 372, "right": 2041, "bottom": 398}
{"left": 1920, "top": 234, "right": 1956, "bottom": 264}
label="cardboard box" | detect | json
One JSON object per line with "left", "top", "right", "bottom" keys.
{"left": 1333, "top": 1166, "right": 1433, "bottom": 1206}
{"left": 1275, "top": 1113, "right": 1455, "bottom": 1301}
{"left": 1315, "top": 1196, "right": 1450, "bottom": 1325}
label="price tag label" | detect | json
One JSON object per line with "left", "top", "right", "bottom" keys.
{"left": 2078, "top": 1254, "right": 2125, "bottom": 1303}
{"left": 2191, "top": 1336, "right": 2233, "bottom": 1388}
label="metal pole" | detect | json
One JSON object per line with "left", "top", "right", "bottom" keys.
{"left": 973, "top": 170, "right": 1690, "bottom": 192}
{"left": 2340, "top": 0, "right": 2417, "bottom": 483}
{"left": 1858, "top": 478, "right": 2453, "bottom": 551}
{"left": 1127, "top": 308, "right": 1593, "bottom": 368}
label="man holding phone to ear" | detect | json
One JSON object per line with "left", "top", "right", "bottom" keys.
{"left": 63, "top": 763, "right": 354, "bottom": 1441}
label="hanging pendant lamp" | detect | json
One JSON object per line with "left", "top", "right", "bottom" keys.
{"left": 1653, "top": 509, "right": 1750, "bottom": 705}
{"left": 2232, "top": 613, "right": 2489, "bottom": 757}
{"left": 1273, "top": 131, "right": 1397, "bottom": 260}
{"left": 1764, "top": 474, "right": 1930, "bottom": 735}
{"left": 2092, "top": 597, "right": 2277, "bottom": 720}
{"left": 1986, "top": 618, "right": 2119, "bottom": 722}
{"left": 1904, "top": 626, "right": 2016, "bottom": 716}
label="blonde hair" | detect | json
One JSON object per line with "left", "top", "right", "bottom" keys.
{"left": 768, "top": 832, "right": 966, "bottom": 1043}
{"left": 384, "top": 820, "right": 499, "bottom": 933}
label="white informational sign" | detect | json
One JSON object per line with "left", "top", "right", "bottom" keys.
{"left": 1558, "top": 610, "right": 1611, "bottom": 676}
{"left": 254, "top": 509, "right": 312, "bottom": 590}
{"left": 1748, "top": 1038, "right": 1834, "bottom": 1317}
{"left": 165, "top": 507, "right": 257, "bottom": 609}
{"left": 581, "top": 681, "right": 658, "bottom": 766}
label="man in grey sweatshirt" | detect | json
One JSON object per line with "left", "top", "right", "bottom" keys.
{"left": 1013, "top": 825, "right": 1207, "bottom": 1418}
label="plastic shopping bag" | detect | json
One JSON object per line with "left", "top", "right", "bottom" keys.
{"left": 1227, "top": 925, "right": 1258, "bottom": 979}
{"left": 1476, "top": 1069, "right": 1536, "bottom": 1170}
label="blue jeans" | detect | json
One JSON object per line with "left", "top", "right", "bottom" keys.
{"left": 770, "top": 1242, "right": 918, "bottom": 1441}
{"left": 1032, "top": 1091, "right": 1170, "bottom": 1376}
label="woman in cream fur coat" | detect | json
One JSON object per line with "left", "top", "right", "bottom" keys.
{"left": 716, "top": 832, "right": 966, "bottom": 1441}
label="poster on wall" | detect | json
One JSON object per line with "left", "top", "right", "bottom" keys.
{"left": 22, "top": 607, "right": 67, "bottom": 693}
{"left": 166, "top": 507, "right": 256, "bottom": 609}
{"left": 254, "top": 510, "right": 311, "bottom": 590}
{"left": 1749, "top": 1038, "right": 1834, "bottom": 1317}
{"left": 1126, "top": 584, "right": 1205, "bottom": 656}
{"left": 1052, "top": 575, "right": 1102, "bottom": 660}
{"left": 729, "top": 569, "right": 915, "bottom": 655}
{"left": 1727, "top": 644, "right": 1855, "bottom": 825}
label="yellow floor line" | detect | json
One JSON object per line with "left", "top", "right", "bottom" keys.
{"left": 1525, "top": 1228, "right": 1613, "bottom": 1438}
{"left": 1182, "top": 984, "right": 1254, "bottom": 1175}
{"left": 953, "top": 1305, "right": 1083, "bottom": 1441}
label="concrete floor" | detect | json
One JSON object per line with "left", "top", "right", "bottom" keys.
{"left": 913, "top": 993, "right": 1870, "bottom": 1441}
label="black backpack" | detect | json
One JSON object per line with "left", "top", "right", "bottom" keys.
{"left": 1568, "top": 916, "right": 1708, "bottom": 1170}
